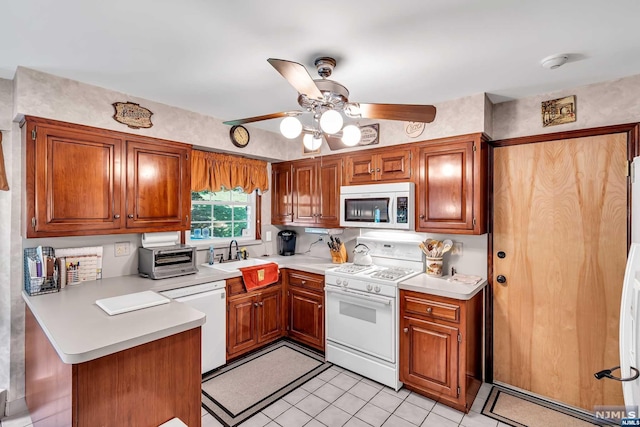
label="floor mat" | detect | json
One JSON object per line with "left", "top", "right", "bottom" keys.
{"left": 482, "top": 386, "right": 614, "bottom": 426}
{"left": 202, "top": 340, "right": 331, "bottom": 427}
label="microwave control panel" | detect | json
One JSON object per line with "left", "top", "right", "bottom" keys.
{"left": 396, "top": 197, "right": 408, "bottom": 224}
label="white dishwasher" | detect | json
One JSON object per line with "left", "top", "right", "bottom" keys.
{"left": 160, "top": 281, "right": 226, "bottom": 374}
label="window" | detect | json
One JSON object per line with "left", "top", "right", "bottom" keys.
{"left": 190, "top": 188, "right": 256, "bottom": 242}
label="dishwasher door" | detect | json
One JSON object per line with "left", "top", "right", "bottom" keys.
{"left": 174, "top": 288, "right": 226, "bottom": 374}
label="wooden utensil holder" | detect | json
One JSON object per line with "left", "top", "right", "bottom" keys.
{"left": 331, "top": 243, "right": 348, "bottom": 264}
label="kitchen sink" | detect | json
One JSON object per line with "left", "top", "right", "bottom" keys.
{"left": 200, "top": 258, "right": 272, "bottom": 272}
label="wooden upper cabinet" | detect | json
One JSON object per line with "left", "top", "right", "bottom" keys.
{"left": 416, "top": 134, "right": 487, "bottom": 234}
{"left": 125, "top": 139, "right": 190, "bottom": 229}
{"left": 271, "top": 162, "right": 293, "bottom": 225}
{"left": 25, "top": 119, "right": 123, "bottom": 237}
{"left": 345, "top": 147, "right": 412, "bottom": 185}
{"left": 272, "top": 157, "right": 342, "bottom": 228}
{"left": 292, "top": 160, "right": 317, "bottom": 225}
{"left": 23, "top": 116, "right": 192, "bottom": 238}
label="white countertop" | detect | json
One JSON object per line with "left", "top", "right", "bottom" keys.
{"left": 399, "top": 274, "right": 487, "bottom": 300}
{"left": 23, "top": 255, "right": 338, "bottom": 364}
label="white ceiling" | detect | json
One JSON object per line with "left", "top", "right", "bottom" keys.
{"left": 3, "top": 0, "right": 640, "bottom": 133}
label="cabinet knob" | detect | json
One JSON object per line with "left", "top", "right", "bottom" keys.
{"left": 369, "top": 169, "right": 374, "bottom": 174}
{"left": 318, "top": 305, "right": 322, "bottom": 309}
{"left": 403, "top": 328, "right": 408, "bottom": 333}
{"left": 301, "top": 280, "right": 306, "bottom": 285}
{"left": 259, "top": 301, "right": 264, "bottom": 306}
{"left": 113, "top": 214, "right": 120, "bottom": 219}
{"left": 426, "top": 307, "right": 433, "bottom": 313}
{"left": 419, "top": 214, "right": 425, "bottom": 219}
{"left": 376, "top": 168, "right": 381, "bottom": 172}
{"left": 497, "top": 275, "right": 507, "bottom": 284}
{"left": 128, "top": 214, "right": 134, "bottom": 219}
{"left": 254, "top": 302, "right": 258, "bottom": 307}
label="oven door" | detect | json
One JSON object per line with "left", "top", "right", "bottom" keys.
{"left": 325, "top": 285, "right": 395, "bottom": 363}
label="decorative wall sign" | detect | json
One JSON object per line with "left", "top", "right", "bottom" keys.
{"left": 359, "top": 124, "right": 379, "bottom": 146}
{"left": 112, "top": 102, "right": 154, "bottom": 129}
{"left": 541, "top": 95, "right": 576, "bottom": 127}
{"left": 404, "top": 121, "right": 425, "bottom": 138}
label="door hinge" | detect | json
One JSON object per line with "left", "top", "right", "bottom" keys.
{"left": 287, "top": 290, "right": 290, "bottom": 297}
{"left": 186, "top": 215, "right": 189, "bottom": 223}
{"left": 186, "top": 153, "right": 189, "bottom": 160}
{"left": 473, "top": 144, "right": 477, "bottom": 152}
{"left": 31, "top": 217, "right": 36, "bottom": 229}
{"left": 286, "top": 326, "right": 290, "bottom": 331}
{"left": 626, "top": 160, "right": 632, "bottom": 177}
{"left": 472, "top": 217, "right": 476, "bottom": 226}
{"left": 458, "top": 333, "right": 462, "bottom": 342}
{"left": 457, "top": 386, "right": 461, "bottom": 396}
{"left": 31, "top": 128, "right": 36, "bottom": 141}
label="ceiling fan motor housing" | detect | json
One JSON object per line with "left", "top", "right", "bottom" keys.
{"left": 298, "top": 79, "right": 349, "bottom": 112}
{"left": 314, "top": 57, "right": 336, "bottom": 78}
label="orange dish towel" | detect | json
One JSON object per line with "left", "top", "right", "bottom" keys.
{"left": 239, "top": 263, "right": 279, "bottom": 291}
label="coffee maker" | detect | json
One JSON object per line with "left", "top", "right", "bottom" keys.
{"left": 277, "top": 230, "right": 297, "bottom": 256}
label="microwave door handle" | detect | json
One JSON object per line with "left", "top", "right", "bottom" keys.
{"left": 389, "top": 196, "right": 395, "bottom": 225}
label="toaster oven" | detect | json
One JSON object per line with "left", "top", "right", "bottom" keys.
{"left": 138, "top": 244, "right": 198, "bottom": 279}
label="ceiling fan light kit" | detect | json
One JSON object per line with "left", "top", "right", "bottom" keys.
{"left": 223, "top": 56, "right": 437, "bottom": 150}
{"left": 280, "top": 116, "right": 303, "bottom": 139}
{"left": 303, "top": 133, "right": 323, "bottom": 150}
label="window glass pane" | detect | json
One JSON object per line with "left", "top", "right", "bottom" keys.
{"left": 211, "top": 191, "right": 230, "bottom": 202}
{"left": 192, "top": 204, "right": 212, "bottom": 222}
{"left": 234, "top": 222, "right": 248, "bottom": 237}
{"left": 191, "top": 191, "right": 210, "bottom": 201}
{"left": 233, "top": 206, "right": 248, "bottom": 221}
{"left": 231, "top": 189, "right": 248, "bottom": 202}
{"left": 214, "top": 205, "right": 232, "bottom": 221}
{"left": 213, "top": 222, "right": 232, "bottom": 238}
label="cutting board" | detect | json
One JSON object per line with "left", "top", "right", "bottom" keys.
{"left": 96, "top": 290, "right": 170, "bottom": 316}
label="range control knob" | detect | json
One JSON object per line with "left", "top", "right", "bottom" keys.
{"left": 366, "top": 284, "right": 373, "bottom": 291}
{"left": 336, "top": 278, "right": 342, "bottom": 285}
{"left": 343, "top": 280, "right": 349, "bottom": 287}
{"left": 374, "top": 285, "right": 381, "bottom": 293}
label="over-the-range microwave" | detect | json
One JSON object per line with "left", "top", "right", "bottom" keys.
{"left": 340, "top": 182, "right": 415, "bottom": 230}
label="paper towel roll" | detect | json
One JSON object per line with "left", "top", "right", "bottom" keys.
{"left": 141, "top": 232, "right": 180, "bottom": 248}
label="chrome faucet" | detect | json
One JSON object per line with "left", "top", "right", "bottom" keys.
{"left": 228, "top": 240, "right": 239, "bottom": 261}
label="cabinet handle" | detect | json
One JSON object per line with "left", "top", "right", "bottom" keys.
{"left": 259, "top": 302, "right": 264, "bottom": 306}
{"left": 403, "top": 328, "right": 408, "bottom": 333}
{"left": 426, "top": 307, "right": 433, "bottom": 313}
{"left": 254, "top": 302, "right": 258, "bottom": 307}
{"left": 419, "top": 214, "right": 425, "bottom": 219}
{"left": 113, "top": 214, "right": 120, "bottom": 219}
{"left": 376, "top": 168, "right": 381, "bottom": 172}
{"left": 128, "top": 214, "right": 134, "bottom": 219}
{"left": 301, "top": 280, "right": 306, "bottom": 285}
{"left": 318, "top": 305, "right": 322, "bottom": 309}
{"left": 369, "top": 169, "right": 374, "bottom": 174}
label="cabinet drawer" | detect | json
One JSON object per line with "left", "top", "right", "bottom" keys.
{"left": 403, "top": 295, "right": 460, "bottom": 323}
{"left": 287, "top": 270, "right": 324, "bottom": 292}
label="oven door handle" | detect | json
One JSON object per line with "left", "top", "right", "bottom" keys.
{"left": 325, "top": 287, "right": 392, "bottom": 306}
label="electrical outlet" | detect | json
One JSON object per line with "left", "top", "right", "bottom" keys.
{"left": 114, "top": 242, "right": 130, "bottom": 257}
{"left": 451, "top": 242, "right": 463, "bottom": 255}
{"left": 265, "top": 231, "right": 272, "bottom": 242}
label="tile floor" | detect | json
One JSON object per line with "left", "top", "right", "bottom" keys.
{"left": 1, "top": 366, "right": 504, "bottom": 427}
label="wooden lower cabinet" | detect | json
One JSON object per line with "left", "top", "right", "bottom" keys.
{"left": 25, "top": 307, "right": 201, "bottom": 427}
{"left": 226, "top": 278, "right": 284, "bottom": 360}
{"left": 285, "top": 269, "right": 325, "bottom": 352}
{"left": 399, "top": 290, "right": 482, "bottom": 413}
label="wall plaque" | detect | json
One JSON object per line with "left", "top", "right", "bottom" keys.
{"left": 404, "top": 121, "right": 425, "bottom": 138}
{"left": 541, "top": 95, "right": 576, "bottom": 127}
{"left": 112, "top": 102, "right": 154, "bottom": 129}
{"left": 359, "top": 124, "right": 379, "bottom": 146}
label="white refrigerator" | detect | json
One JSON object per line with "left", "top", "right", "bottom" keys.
{"left": 618, "top": 157, "right": 640, "bottom": 405}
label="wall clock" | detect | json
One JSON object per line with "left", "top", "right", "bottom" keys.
{"left": 230, "top": 125, "right": 250, "bottom": 148}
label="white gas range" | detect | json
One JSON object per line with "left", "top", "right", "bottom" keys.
{"left": 324, "top": 235, "right": 424, "bottom": 390}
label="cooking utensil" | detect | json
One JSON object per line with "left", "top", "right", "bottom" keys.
{"left": 442, "top": 239, "right": 453, "bottom": 254}
{"left": 353, "top": 243, "right": 373, "bottom": 266}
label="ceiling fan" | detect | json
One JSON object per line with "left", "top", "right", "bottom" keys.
{"left": 223, "top": 57, "right": 437, "bottom": 150}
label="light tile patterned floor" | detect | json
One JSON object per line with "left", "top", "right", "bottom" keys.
{"left": 200, "top": 365, "right": 500, "bottom": 427}
{"left": 0, "top": 366, "right": 499, "bottom": 427}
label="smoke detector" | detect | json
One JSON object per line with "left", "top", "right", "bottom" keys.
{"left": 541, "top": 54, "right": 569, "bottom": 70}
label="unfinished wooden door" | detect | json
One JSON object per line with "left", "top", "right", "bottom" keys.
{"left": 493, "top": 133, "right": 627, "bottom": 411}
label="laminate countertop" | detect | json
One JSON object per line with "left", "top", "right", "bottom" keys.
{"left": 22, "top": 255, "right": 338, "bottom": 364}
{"left": 399, "top": 274, "right": 487, "bottom": 300}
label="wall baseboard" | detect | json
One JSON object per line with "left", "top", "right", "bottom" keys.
{"left": 0, "top": 389, "right": 5, "bottom": 417}
{"left": 5, "top": 396, "right": 27, "bottom": 417}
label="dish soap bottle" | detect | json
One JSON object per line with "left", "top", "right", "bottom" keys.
{"left": 209, "top": 245, "right": 215, "bottom": 265}
{"left": 374, "top": 206, "right": 380, "bottom": 223}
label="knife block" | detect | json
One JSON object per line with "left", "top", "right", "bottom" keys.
{"left": 330, "top": 243, "right": 348, "bottom": 264}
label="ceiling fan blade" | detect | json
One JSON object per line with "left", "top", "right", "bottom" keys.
{"left": 267, "top": 58, "right": 324, "bottom": 101}
{"left": 223, "top": 111, "right": 301, "bottom": 126}
{"left": 323, "top": 133, "right": 344, "bottom": 151}
{"left": 345, "top": 103, "right": 436, "bottom": 123}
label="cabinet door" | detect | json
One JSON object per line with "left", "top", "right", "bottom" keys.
{"left": 288, "top": 287, "right": 324, "bottom": 351}
{"left": 400, "top": 315, "right": 460, "bottom": 400}
{"left": 271, "top": 163, "right": 293, "bottom": 225}
{"left": 292, "top": 161, "right": 317, "bottom": 225}
{"left": 227, "top": 294, "right": 258, "bottom": 357}
{"left": 316, "top": 158, "right": 342, "bottom": 227}
{"left": 377, "top": 149, "right": 412, "bottom": 181}
{"left": 417, "top": 141, "right": 474, "bottom": 232}
{"left": 345, "top": 152, "right": 376, "bottom": 185}
{"left": 257, "top": 286, "right": 283, "bottom": 344}
{"left": 125, "top": 140, "right": 190, "bottom": 229}
{"left": 26, "top": 122, "right": 123, "bottom": 237}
